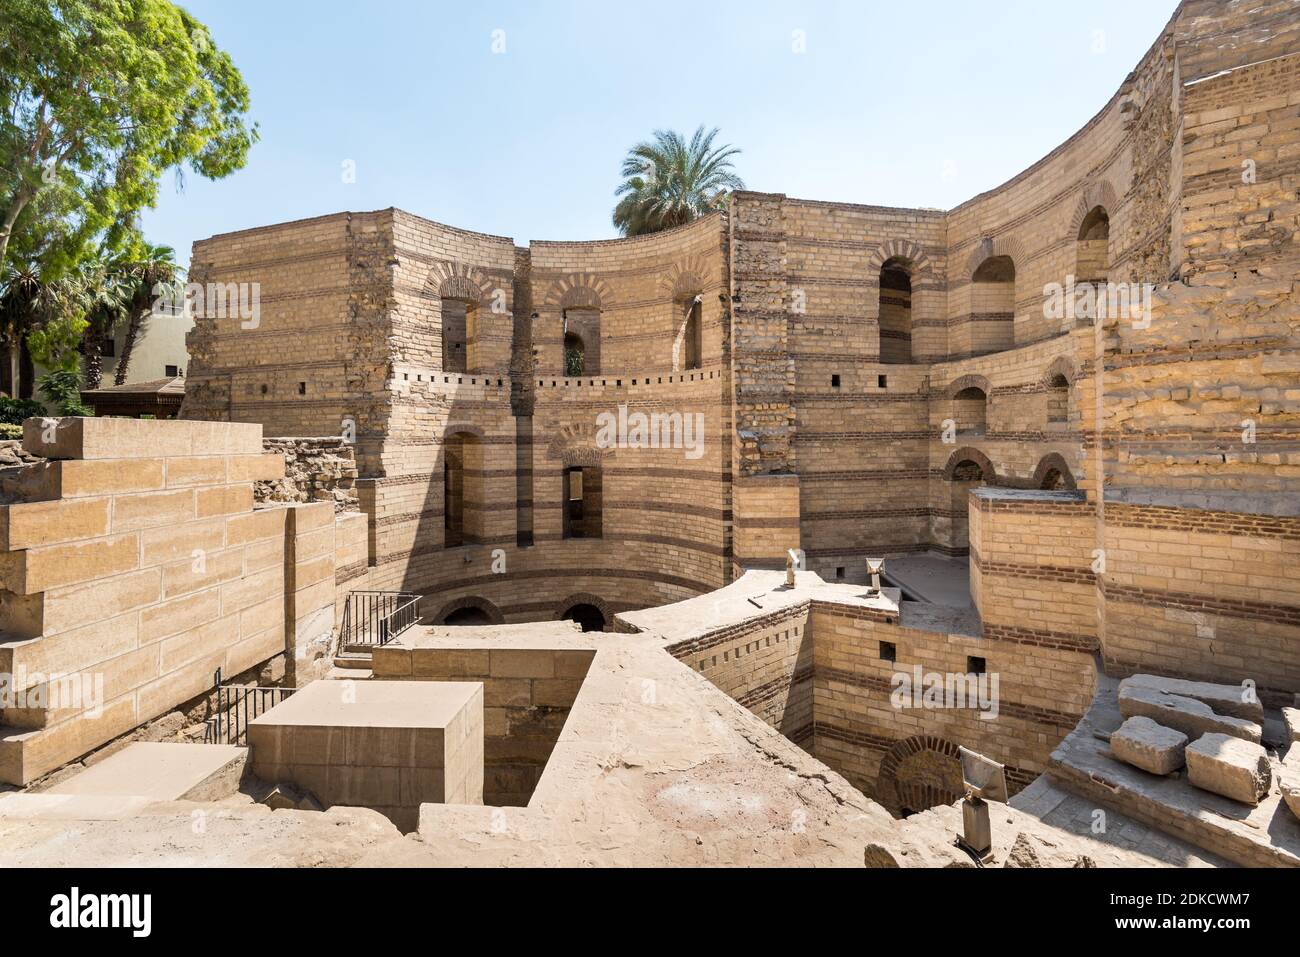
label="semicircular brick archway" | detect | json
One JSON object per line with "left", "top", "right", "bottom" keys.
{"left": 942, "top": 447, "right": 997, "bottom": 484}
{"left": 876, "top": 734, "right": 964, "bottom": 818}
{"left": 555, "top": 592, "right": 616, "bottom": 632}
{"left": 432, "top": 595, "right": 505, "bottom": 626}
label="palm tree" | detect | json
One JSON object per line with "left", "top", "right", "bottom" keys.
{"left": 75, "top": 258, "right": 132, "bottom": 389}
{"left": 613, "top": 127, "right": 744, "bottom": 237}
{"left": 113, "top": 243, "right": 178, "bottom": 386}
{"left": 0, "top": 266, "right": 77, "bottom": 398}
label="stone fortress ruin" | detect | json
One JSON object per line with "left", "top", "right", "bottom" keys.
{"left": 0, "top": 0, "right": 1297, "bottom": 868}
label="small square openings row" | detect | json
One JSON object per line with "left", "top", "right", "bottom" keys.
{"left": 828, "top": 374, "right": 888, "bottom": 390}
{"left": 400, "top": 373, "right": 505, "bottom": 386}
{"left": 536, "top": 370, "right": 718, "bottom": 389}
{"left": 877, "top": 641, "right": 988, "bottom": 676}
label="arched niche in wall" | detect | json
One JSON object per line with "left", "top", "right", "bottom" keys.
{"left": 443, "top": 427, "right": 486, "bottom": 547}
{"left": 878, "top": 258, "right": 915, "bottom": 364}
{"left": 970, "top": 255, "right": 1017, "bottom": 354}
{"left": 1076, "top": 206, "right": 1111, "bottom": 285}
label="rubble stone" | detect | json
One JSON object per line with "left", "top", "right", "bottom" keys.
{"left": 1110, "top": 717, "right": 1189, "bottom": 775}
{"left": 1185, "top": 734, "right": 1272, "bottom": 806}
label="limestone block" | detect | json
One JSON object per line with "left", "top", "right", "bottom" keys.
{"left": 1118, "top": 684, "right": 1262, "bottom": 744}
{"left": 24, "top": 417, "right": 262, "bottom": 460}
{"left": 1285, "top": 787, "right": 1300, "bottom": 824}
{"left": 1283, "top": 707, "right": 1300, "bottom": 746}
{"left": 1121, "top": 674, "right": 1265, "bottom": 724}
{"left": 1110, "top": 717, "right": 1189, "bottom": 775}
{"left": 1185, "top": 734, "right": 1272, "bottom": 806}
{"left": 0, "top": 497, "right": 110, "bottom": 550}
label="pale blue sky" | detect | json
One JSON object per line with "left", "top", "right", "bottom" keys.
{"left": 146, "top": 0, "right": 1179, "bottom": 265}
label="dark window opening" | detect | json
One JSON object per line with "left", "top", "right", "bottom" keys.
{"left": 562, "top": 603, "right": 606, "bottom": 633}
{"left": 880, "top": 641, "right": 897, "bottom": 663}
{"left": 444, "top": 606, "right": 493, "bottom": 626}
{"left": 563, "top": 466, "right": 602, "bottom": 539}
{"left": 967, "top": 656, "right": 987, "bottom": 676}
{"left": 683, "top": 298, "right": 702, "bottom": 371}
{"left": 878, "top": 375, "right": 887, "bottom": 389}
{"left": 831, "top": 374, "right": 841, "bottom": 389}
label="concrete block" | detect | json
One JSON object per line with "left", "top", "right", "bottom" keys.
{"left": 1110, "top": 716, "right": 1188, "bottom": 775}
{"left": 1186, "top": 733, "right": 1272, "bottom": 806}
{"left": 1119, "top": 684, "right": 1262, "bottom": 744}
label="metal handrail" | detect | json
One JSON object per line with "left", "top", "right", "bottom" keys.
{"left": 339, "top": 590, "right": 421, "bottom": 649}
{"left": 202, "top": 668, "right": 294, "bottom": 746}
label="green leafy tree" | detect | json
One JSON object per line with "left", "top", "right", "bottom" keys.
{"left": 0, "top": 0, "right": 258, "bottom": 273}
{"left": 613, "top": 127, "right": 744, "bottom": 237}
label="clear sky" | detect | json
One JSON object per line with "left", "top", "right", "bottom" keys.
{"left": 145, "top": 0, "right": 1180, "bottom": 266}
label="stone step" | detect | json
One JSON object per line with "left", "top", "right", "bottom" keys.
{"left": 43, "top": 742, "right": 249, "bottom": 802}
{"left": 332, "top": 653, "right": 373, "bottom": 670}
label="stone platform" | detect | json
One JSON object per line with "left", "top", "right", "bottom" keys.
{"left": 248, "top": 679, "right": 484, "bottom": 832}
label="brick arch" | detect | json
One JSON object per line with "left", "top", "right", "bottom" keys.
{"left": 966, "top": 234, "right": 1026, "bottom": 278}
{"left": 876, "top": 734, "right": 964, "bottom": 818}
{"left": 444, "top": 423, "right": 486, "bottom": 440}
{"left": 867, "top": 239, "right": 933, "bottom": 277}
{"left": 1067, "top": 180, "right": 1120, "bottom": 240}
{"left": 427, "top": 261, "right": 492, "bottom": 303}
{"left": 1033, "top": 452, "right": 1078, "bottom": 490}
{"left": 555, "top": 592, "right": 616, "bottom": 632}
{"left": 432, "top": 595, "right": 505, "bottom": 626}
{"left": 942, "top": 447, "right": 997, "bottom": 484}
{"left": 1043, "top": 356, "right": 1077, "bottom": 387}
{"left": 944, "top": 374, "right": 991, "bottom": 399}
{"left": 543, "top": 273, "right": 616, "bottom": 311}
{"left": 661, "top": 255, "right": 712, "bottom": 300}
{"left": 546, "top": 422, "right": 614, "bottom": 467}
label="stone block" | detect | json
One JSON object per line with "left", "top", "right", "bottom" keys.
{"left": 248, "top": 680, "right": 483, "bottom": 831}
{"left": 1185, "top": 733, "right": 1272, "bottom": 806}
{"left": 1121, "top": 673, "right": 1265, "bottom": 724}
{"left": 0, "top": 497, "right": 110, "bottom": 550}
{"left": 1110, "top": 716, "right": 1189, "bottom": 775}
{"left": 23, "top": 417, "right": 262, "bottom": 461}
{"left": 1119, "top": 684, "right": 1262, "bottom": 744}
{"left": 1283, "top": 707, "right": 1300, "bottom": 746}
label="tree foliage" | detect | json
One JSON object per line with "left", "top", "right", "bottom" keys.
{"left": 0, "top": 0, "right": 258, "bottom": 274}
{"left": 613, "top": 127, "right": 743, "bottom": 237}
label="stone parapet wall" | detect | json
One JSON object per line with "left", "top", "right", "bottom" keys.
{"left": 0, "top": 418, "right": 351, "bottom": 785}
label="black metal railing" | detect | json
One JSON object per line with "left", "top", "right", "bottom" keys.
{"left": 338, "top": 590, "right": 421, "bottom": 649}
{"left": 203, "top": 668, "right": 295, "bottom": 746}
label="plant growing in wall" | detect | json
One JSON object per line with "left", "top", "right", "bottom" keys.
{"left": 613, "top": 126, "right": 744, "bottom": 237}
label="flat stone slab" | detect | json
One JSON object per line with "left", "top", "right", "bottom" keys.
{"left": 0, "top": 793, "right": 154, "bottom": 819}
{"left": 1119, "top": 684, "right": 1262, "bottom": 744}
{"left": 1110, "top": 717, "right": 1188, "bottom": 775}
{"left": 1186, "top": 734, "right": 1272, "bottom": 806}
{"left": 45, "top": 743, "right": 247, "bottom": 802}
{"left": 1122, "top": 674, "right": 1265, "bottom": 724}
